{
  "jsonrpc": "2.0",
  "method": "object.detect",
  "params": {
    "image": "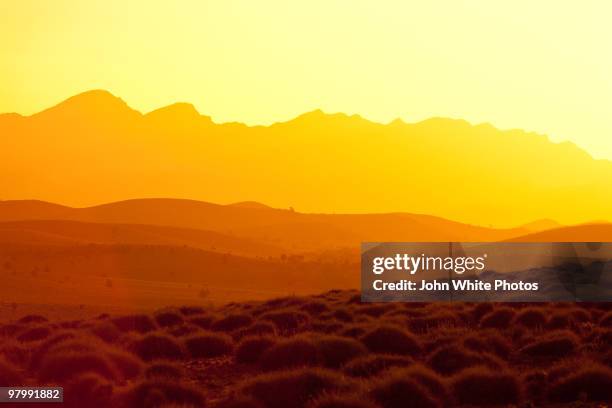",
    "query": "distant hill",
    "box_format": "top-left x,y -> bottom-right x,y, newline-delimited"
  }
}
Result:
0,219 -> 283,256
0,198 -> 534,251
519,219 -> 563,232
506,223 -> 612,242
0,243 -> 358,307
228,201 -> 272,209
1,90 -> 611,226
